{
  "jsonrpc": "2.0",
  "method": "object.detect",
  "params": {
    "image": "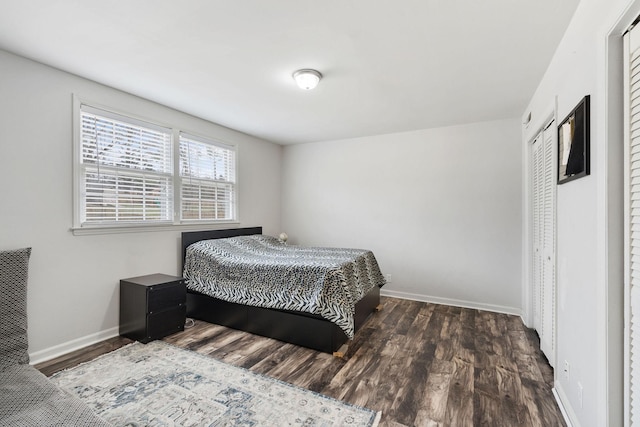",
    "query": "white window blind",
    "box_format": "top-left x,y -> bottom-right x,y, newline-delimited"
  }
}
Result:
179,133 -> 236,221
625,24 -> 640,426
79,105 -> 173,224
